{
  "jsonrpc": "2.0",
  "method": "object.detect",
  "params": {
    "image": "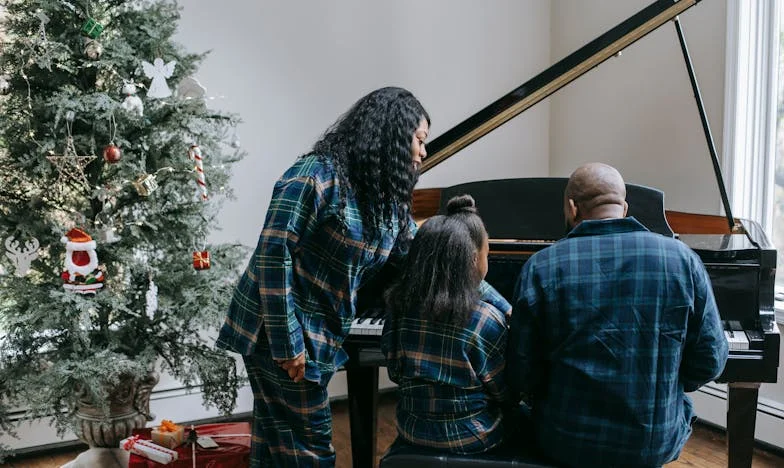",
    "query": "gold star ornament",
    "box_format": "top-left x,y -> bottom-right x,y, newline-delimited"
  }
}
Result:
47,137 -> 97,191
